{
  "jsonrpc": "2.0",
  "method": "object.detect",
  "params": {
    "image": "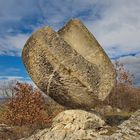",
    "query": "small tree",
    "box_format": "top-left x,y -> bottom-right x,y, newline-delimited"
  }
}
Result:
2,82 -> 50,126
104,60 -> 138,111
114,60 -> 134,87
